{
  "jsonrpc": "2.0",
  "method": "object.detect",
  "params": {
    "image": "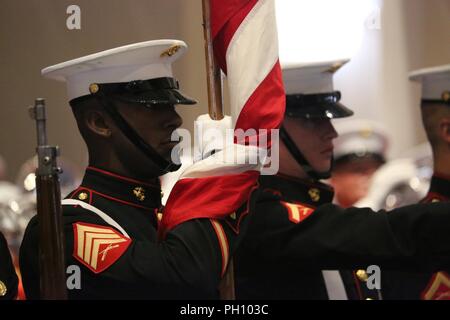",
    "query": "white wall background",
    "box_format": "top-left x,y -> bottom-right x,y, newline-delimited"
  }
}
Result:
276,0 -> 450,159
